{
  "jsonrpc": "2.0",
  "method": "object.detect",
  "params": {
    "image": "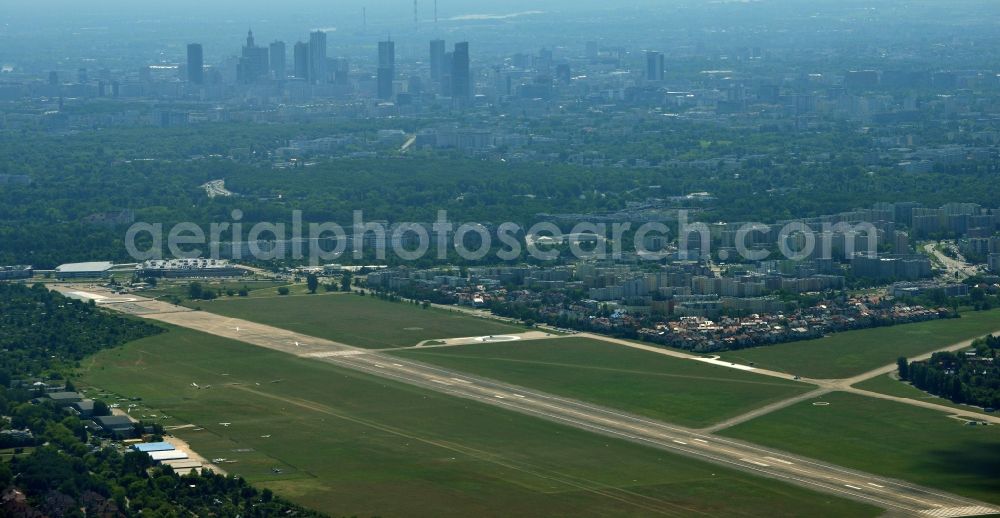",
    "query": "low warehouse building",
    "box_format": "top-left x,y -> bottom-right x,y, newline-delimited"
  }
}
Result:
132,442 -> 176,453
149,450 -> 189,463
55,261 -> 114,279
94,415 -> 137,438
162,460 -> 204,472
47,392 -> 83,406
